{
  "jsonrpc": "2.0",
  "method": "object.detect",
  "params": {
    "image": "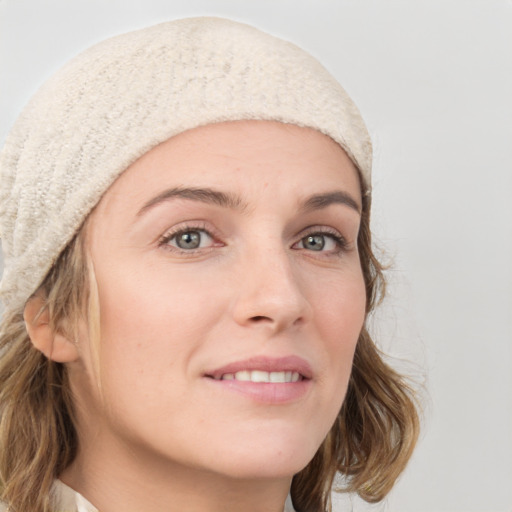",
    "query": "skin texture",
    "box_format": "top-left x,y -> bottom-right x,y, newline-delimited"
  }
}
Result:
36,121 -> 366,512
